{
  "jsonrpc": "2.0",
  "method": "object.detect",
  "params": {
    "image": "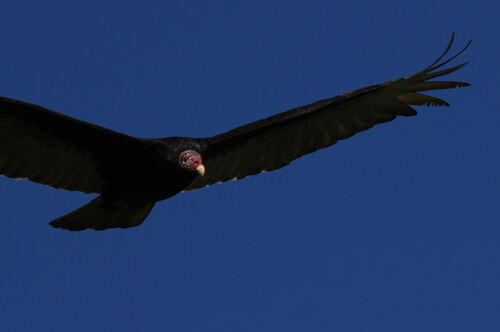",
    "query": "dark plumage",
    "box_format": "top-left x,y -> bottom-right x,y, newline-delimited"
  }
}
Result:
0,34 -> 470,231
